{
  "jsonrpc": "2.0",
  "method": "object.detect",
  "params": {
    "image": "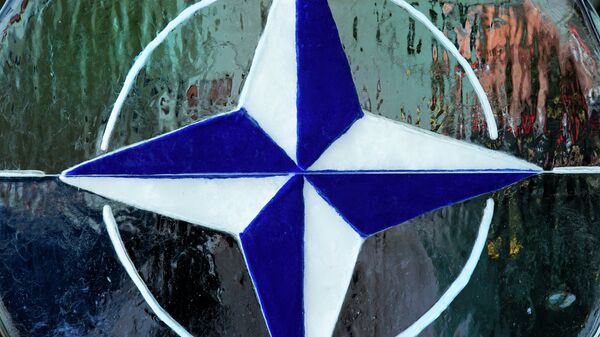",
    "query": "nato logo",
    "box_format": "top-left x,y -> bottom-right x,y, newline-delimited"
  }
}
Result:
61,0 -> 542,336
